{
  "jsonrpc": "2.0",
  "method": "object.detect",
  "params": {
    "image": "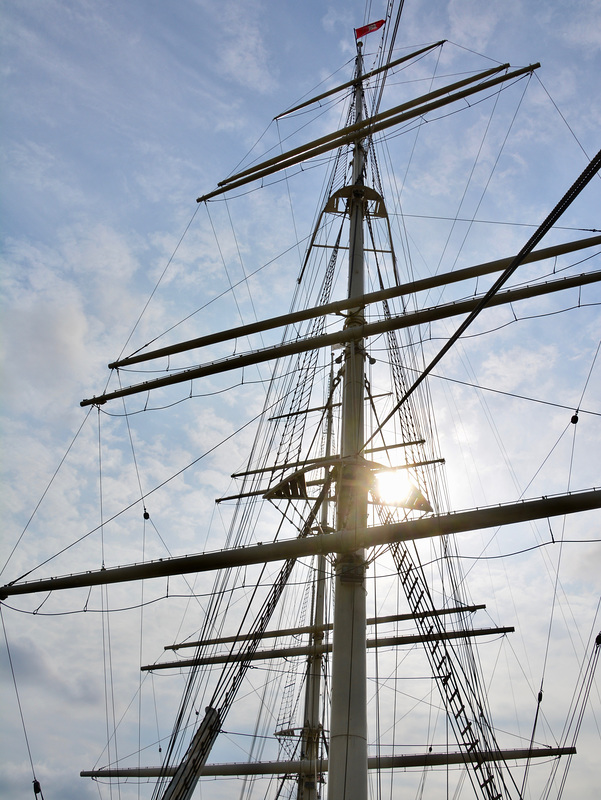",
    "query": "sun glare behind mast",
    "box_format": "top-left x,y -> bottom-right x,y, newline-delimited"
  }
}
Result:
375,469 -> 414,506
373,469 -> 433,512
